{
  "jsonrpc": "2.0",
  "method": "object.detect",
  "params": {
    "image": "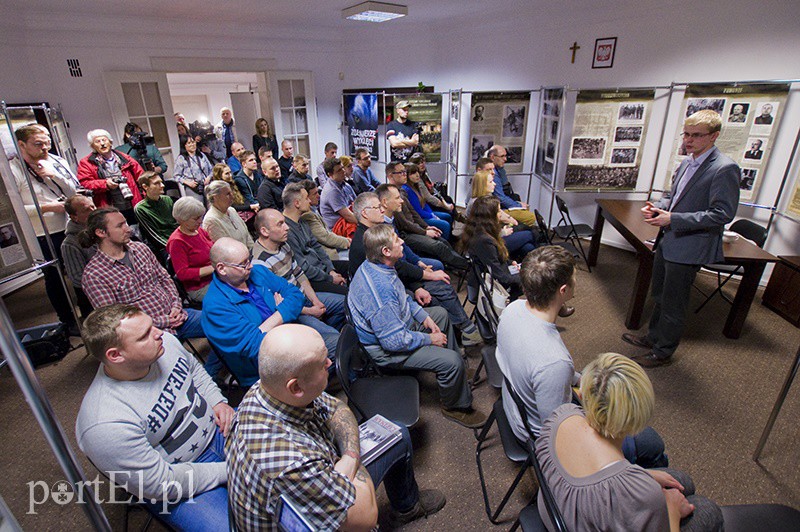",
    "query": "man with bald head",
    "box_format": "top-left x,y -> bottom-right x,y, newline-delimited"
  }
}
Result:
226,324 -> 445,530
227,142 -> 245,173
488,145 -> 538,227
201,237 -> 305,386
252,208 -> 343,363
278,140 -> 294,180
